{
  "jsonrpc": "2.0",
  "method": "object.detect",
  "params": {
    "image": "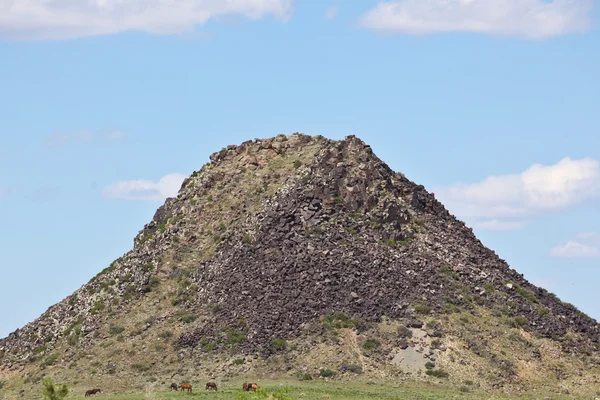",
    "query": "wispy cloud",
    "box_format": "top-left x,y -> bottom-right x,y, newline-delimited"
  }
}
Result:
325,6 -> 338,20
359,0 -> 594,39
102,174 -> 187,201
435,157 -> 600,230
551,232 -> 600,258
0,0 -> 294,41
43,130 -> 126,147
